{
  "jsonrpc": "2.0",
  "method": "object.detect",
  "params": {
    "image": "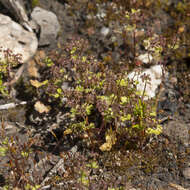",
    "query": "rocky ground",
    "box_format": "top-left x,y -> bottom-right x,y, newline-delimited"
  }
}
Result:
0,0 -> 190,189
